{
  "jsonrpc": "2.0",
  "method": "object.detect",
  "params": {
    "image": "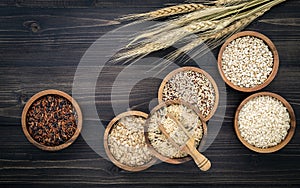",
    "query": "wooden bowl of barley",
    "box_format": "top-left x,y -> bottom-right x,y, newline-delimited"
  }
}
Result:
218,31 -> 279,92
104,111 -> 157,172
234,92 -> 296,153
